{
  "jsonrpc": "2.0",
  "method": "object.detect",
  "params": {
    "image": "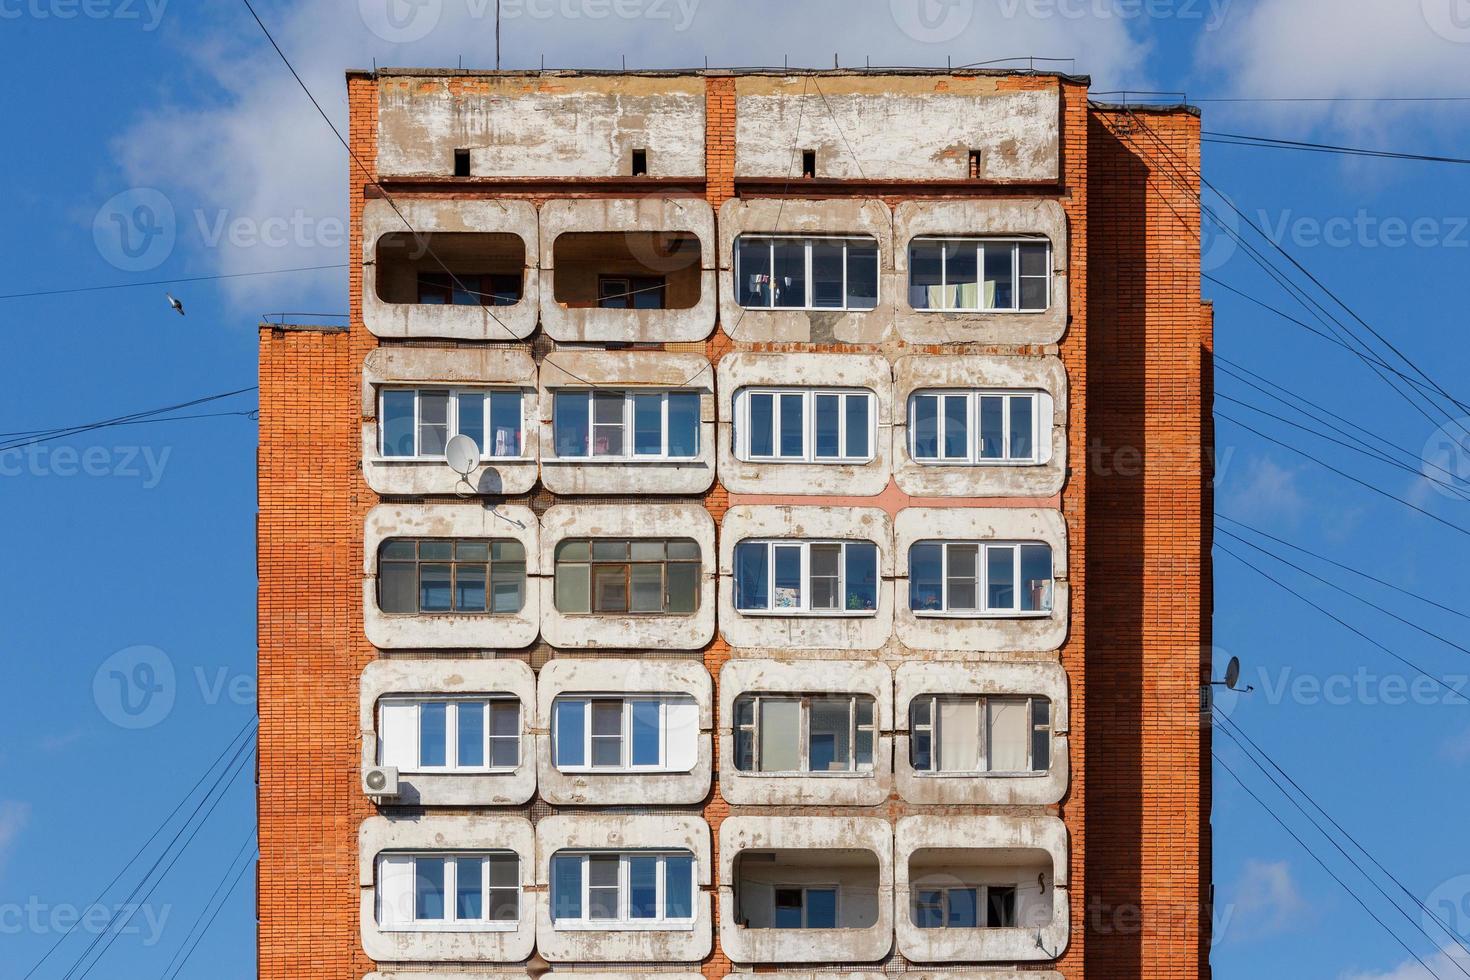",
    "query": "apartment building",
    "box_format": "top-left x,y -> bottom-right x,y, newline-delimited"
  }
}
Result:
258,68 -> 1212,980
